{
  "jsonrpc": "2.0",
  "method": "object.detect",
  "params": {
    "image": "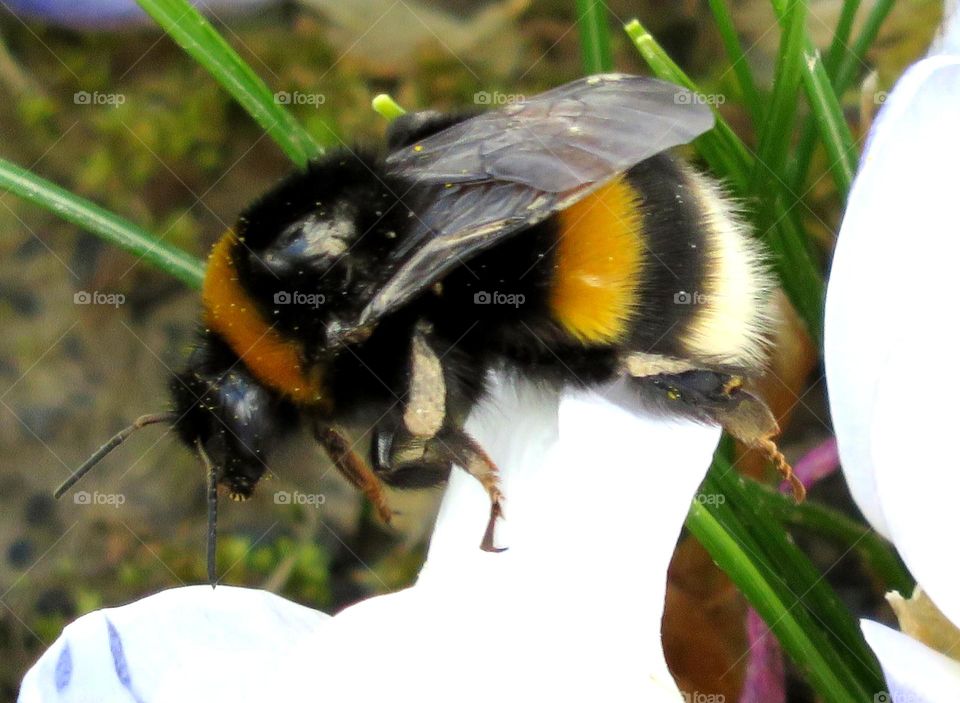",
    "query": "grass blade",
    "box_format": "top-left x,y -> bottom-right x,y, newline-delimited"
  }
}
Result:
742,480 -> 914,594
624,19 -> 752,187
135,0 -> 322,168
689,445 -> 887,701
824,0 -> 863,77
0,157 -> 204,289
770,0 -> 857,197
574,0 -> 614,73
708,453 -> 886,693
625,18 -> 824,341
753,0 -> 807,192
833,0 -> 896,97
687,499 -> 866,703
706,0 -> 764,124
372,94 -> 407,121
790,0 -> 895,192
